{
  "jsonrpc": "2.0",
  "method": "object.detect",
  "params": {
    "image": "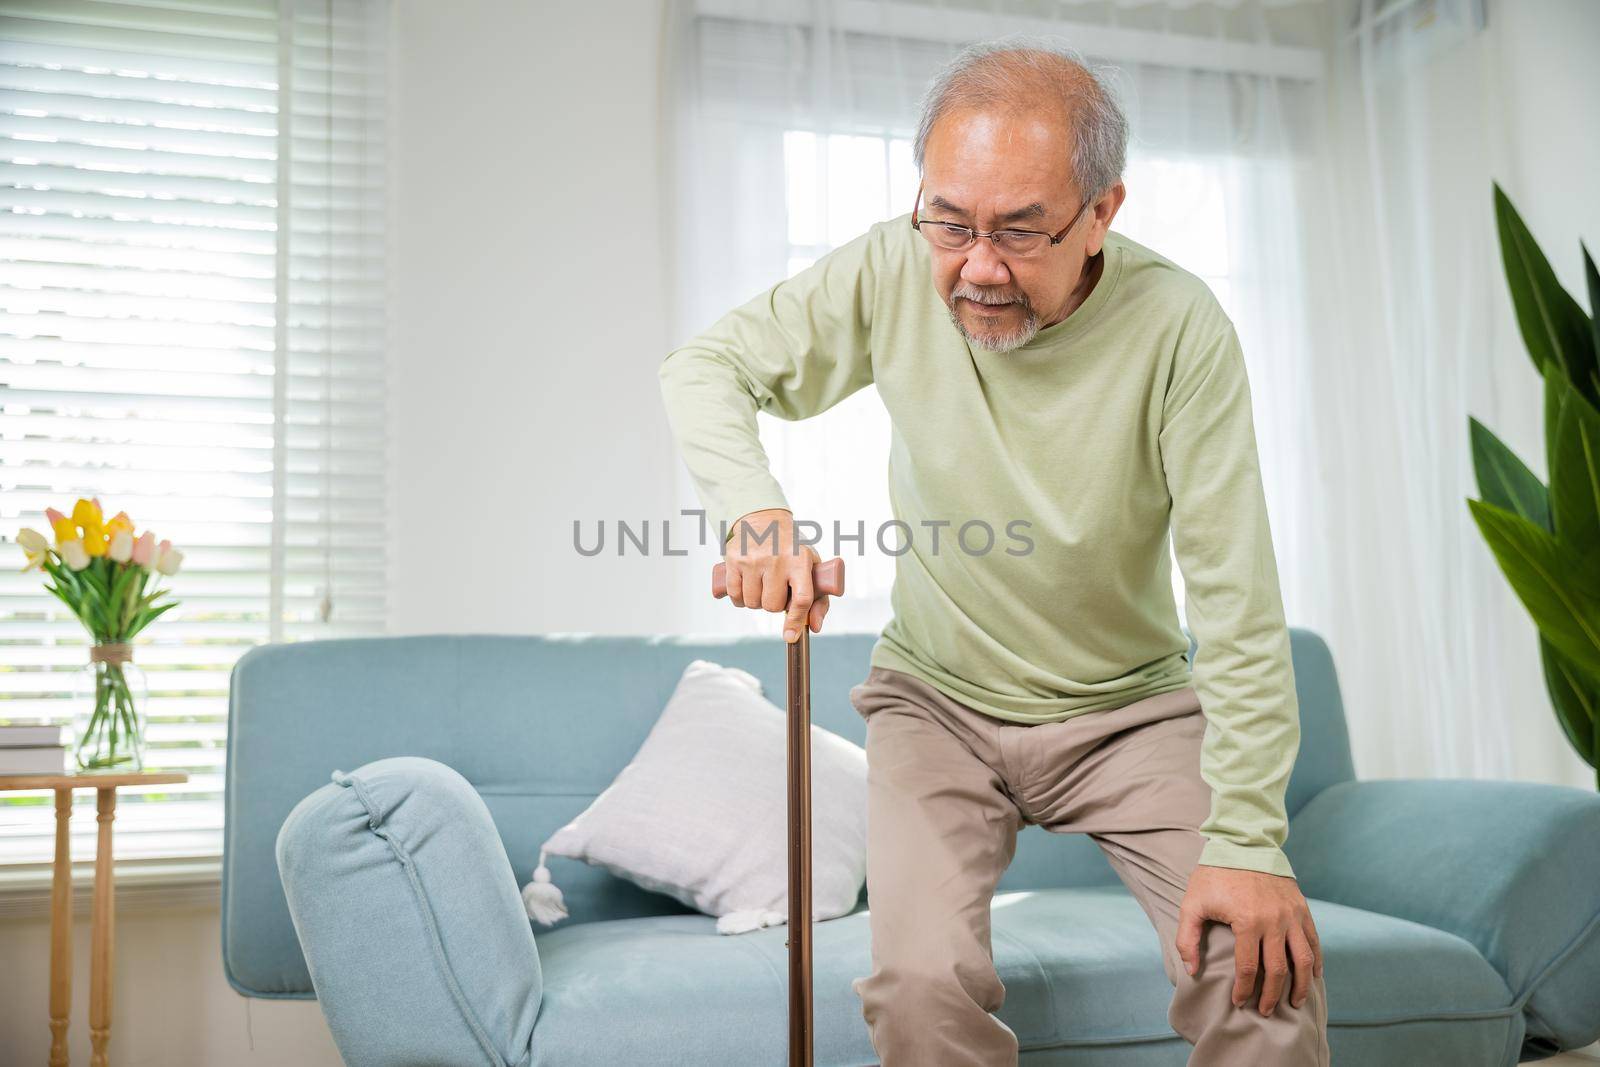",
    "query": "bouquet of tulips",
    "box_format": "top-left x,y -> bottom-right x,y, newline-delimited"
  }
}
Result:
15,498 -> 184,771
